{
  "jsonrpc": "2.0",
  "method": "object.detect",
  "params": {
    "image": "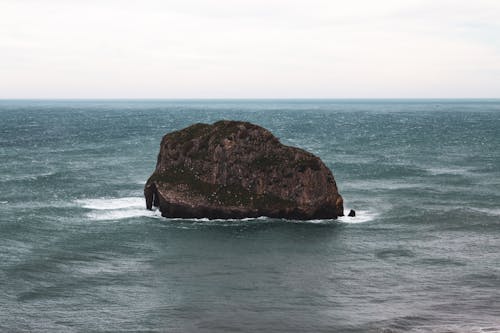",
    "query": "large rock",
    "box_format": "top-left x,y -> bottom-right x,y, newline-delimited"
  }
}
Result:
144,120 -> 344,220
